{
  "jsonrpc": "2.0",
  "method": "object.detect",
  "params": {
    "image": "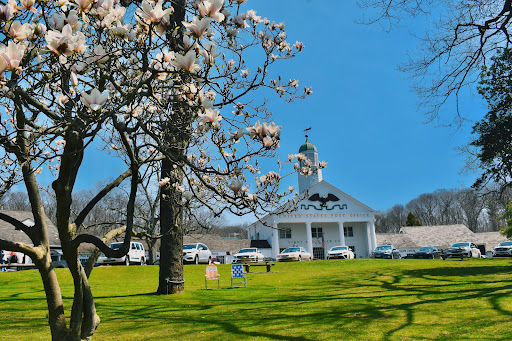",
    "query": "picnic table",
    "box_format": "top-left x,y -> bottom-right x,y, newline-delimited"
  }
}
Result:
242,261 -> 275,273
441,249 -> 465,260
